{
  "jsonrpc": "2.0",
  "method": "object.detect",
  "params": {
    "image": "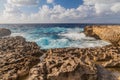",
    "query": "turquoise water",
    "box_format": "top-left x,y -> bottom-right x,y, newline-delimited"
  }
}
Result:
0,24 -> 110,49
